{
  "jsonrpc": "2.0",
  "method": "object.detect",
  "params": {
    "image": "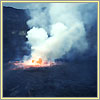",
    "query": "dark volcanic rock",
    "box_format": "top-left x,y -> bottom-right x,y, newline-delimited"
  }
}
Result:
3,61 -> 97,97
3,7 -> 30,63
